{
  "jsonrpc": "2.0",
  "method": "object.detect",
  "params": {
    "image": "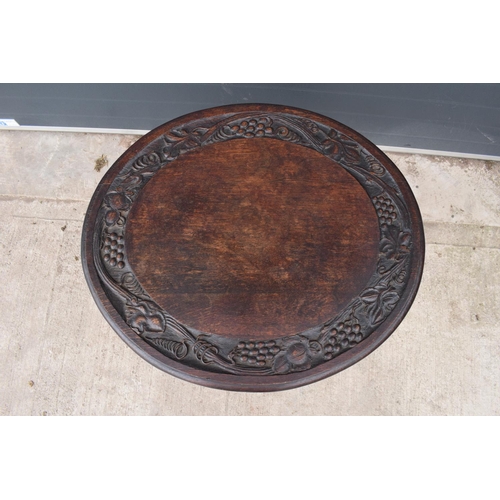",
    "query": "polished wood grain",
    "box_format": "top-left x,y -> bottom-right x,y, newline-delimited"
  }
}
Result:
82,104 -> 425,392
127,139 -> 379,338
